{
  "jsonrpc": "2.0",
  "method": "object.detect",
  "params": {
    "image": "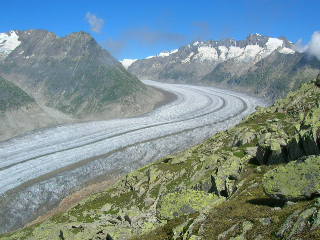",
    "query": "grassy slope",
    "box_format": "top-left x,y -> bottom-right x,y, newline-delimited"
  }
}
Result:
2,80 -> 320,240
0,76 -> 34,112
